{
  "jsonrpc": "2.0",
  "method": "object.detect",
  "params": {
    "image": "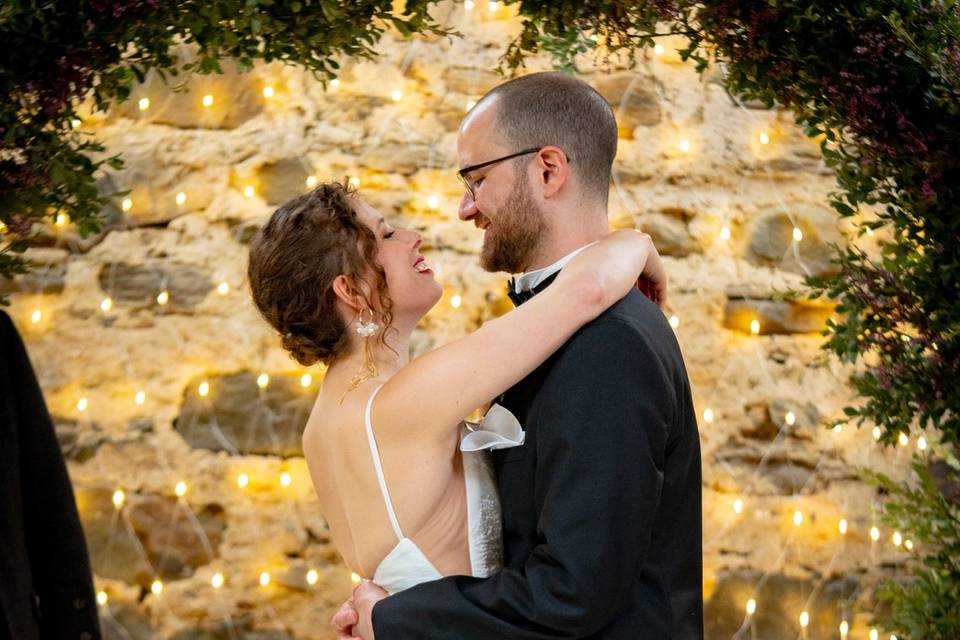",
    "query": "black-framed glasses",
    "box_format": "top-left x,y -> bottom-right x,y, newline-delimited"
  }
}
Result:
456,147 -> 542,198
